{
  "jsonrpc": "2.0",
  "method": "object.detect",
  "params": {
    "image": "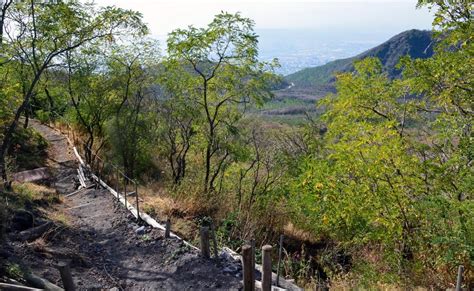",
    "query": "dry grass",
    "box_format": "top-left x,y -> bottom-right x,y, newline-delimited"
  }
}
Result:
283,222 -> 319,244
138,183 -> 177,218
173,218 -> 198,241
329,277 -> 431,291
13,182 -> 55,198
9,182 -> 69,231
138,181 -> 220,218
137,183 -> 200,240
29,237 -> 48,252
11,182 -> 62,207
45,208 -> 70,226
